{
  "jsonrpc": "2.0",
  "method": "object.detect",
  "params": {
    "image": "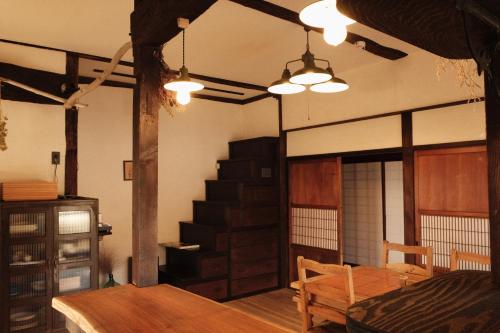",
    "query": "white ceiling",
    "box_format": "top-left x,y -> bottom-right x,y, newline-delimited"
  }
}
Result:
0,0 -> 420,87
